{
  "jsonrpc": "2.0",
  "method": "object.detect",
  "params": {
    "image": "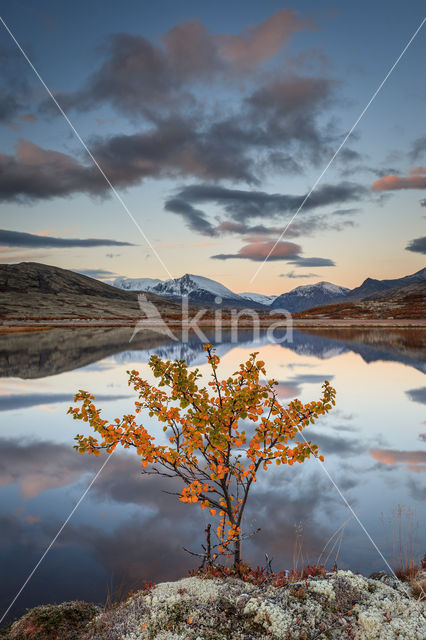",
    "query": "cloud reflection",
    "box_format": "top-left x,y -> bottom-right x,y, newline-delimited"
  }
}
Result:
370,448 -> 426,472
